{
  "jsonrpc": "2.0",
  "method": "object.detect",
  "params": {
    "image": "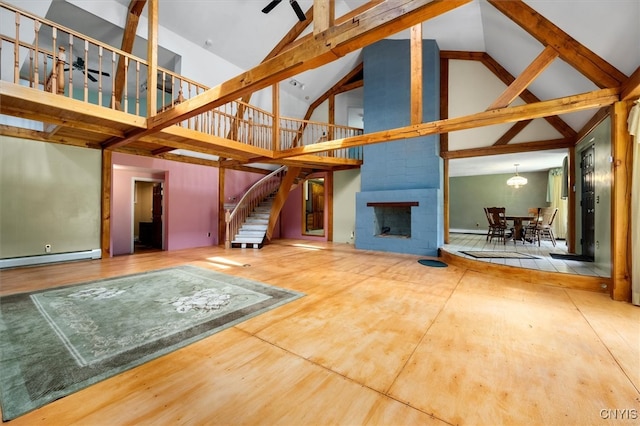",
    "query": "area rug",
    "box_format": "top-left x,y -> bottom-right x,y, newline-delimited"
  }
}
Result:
0,265 -> 304,421
549,253 -> 593,262
460,251 -> 539,259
